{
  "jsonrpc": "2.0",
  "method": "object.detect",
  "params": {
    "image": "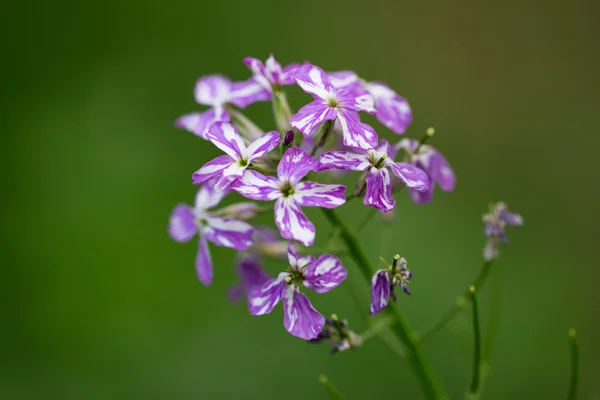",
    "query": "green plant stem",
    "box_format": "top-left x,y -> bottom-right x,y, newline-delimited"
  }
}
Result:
356,207 -> 378,233
321,209 -> 446,400
567,329 -> 579,400
420,260 -> 494,340
468,287 -> 482,398
319,375 -> 347,400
